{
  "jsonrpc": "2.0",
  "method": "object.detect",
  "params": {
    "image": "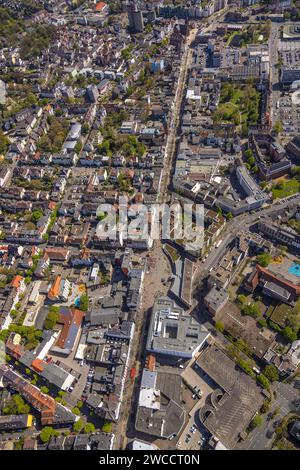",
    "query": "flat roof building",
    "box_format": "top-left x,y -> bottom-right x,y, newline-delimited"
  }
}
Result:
194,345 -> 264,449
0,414 -> 33,432
204,286 -> 229,316
146,297 -> 210,359
135,369 -> 185,439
